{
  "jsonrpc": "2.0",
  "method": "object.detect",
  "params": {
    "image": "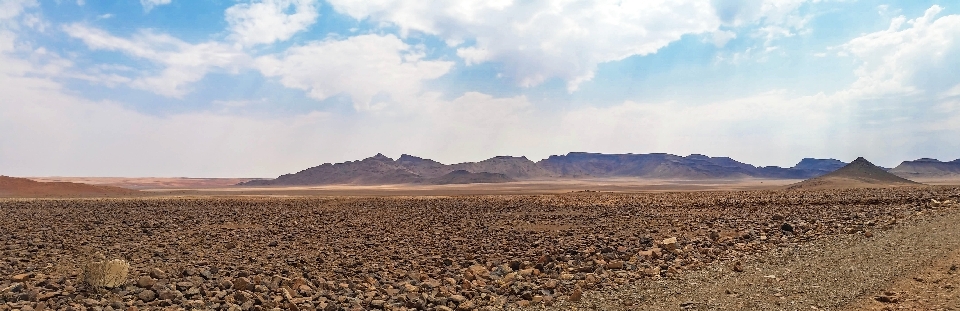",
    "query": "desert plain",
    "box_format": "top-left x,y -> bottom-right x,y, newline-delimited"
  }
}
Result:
2,173 -> 960,311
